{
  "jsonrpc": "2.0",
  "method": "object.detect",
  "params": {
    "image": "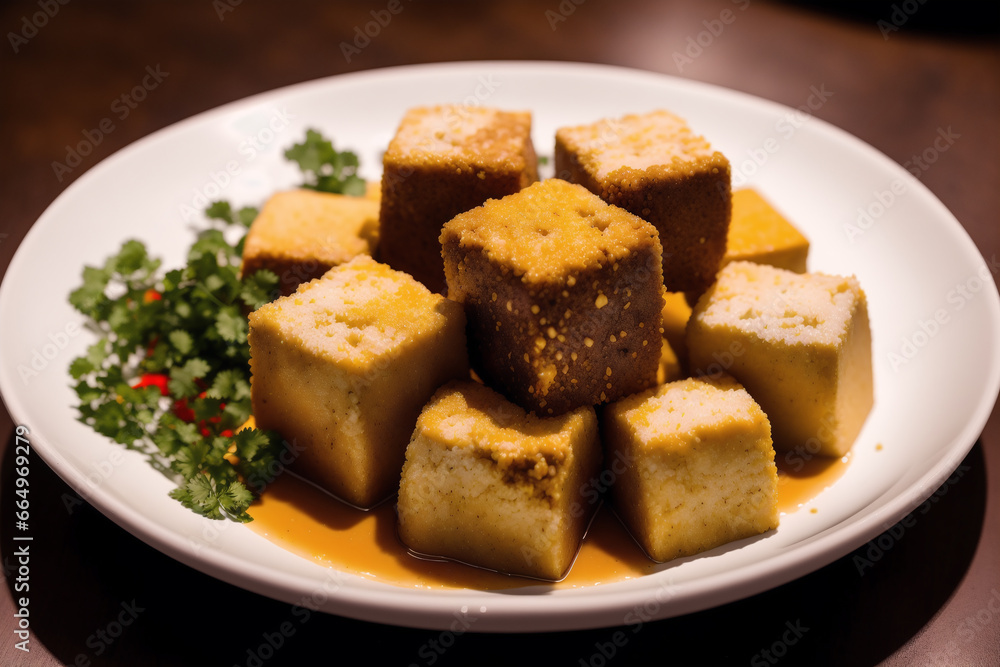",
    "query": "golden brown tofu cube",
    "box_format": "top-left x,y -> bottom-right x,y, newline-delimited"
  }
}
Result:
725,189 -> 809,273
241,190 -> 379,297
378,105 -> 538,292
397,380 -> 602,580
248,256 -> 469,508
687,261 -> 873,457
441,179 -> 664,416
602,374 -> 779,562
555,110 -> 731,295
